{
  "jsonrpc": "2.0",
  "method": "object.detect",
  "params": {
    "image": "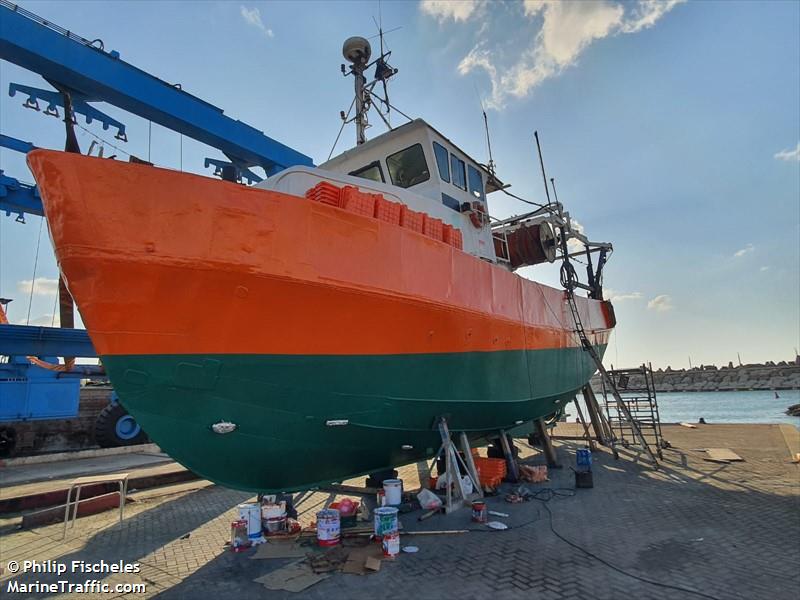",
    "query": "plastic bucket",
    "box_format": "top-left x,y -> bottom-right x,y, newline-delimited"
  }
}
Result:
316,509 -> 341,547
238,503 -> 262,540
373,506 -> 399,540
383,479 -> 403,506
